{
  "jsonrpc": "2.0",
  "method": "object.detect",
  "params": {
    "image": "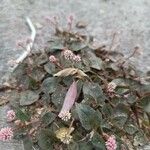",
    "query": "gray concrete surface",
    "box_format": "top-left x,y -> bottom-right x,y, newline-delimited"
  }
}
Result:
0,0 -> 150,149
0,0 -> 150,85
